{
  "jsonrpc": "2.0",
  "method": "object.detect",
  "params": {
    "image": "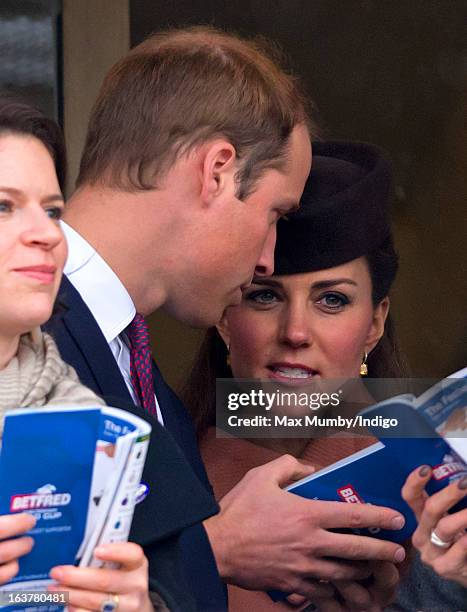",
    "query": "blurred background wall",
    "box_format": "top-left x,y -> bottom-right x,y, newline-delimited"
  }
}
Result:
131,0 -> 467,383
5,0 -> 465,384
0,0 -> 61,119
